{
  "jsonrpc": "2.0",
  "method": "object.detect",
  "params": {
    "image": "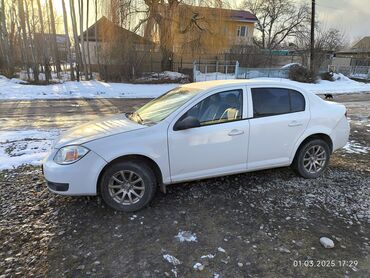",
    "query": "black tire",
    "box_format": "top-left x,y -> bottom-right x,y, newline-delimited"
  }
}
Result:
100,160 -> 157,212
291,139 -> 330,179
